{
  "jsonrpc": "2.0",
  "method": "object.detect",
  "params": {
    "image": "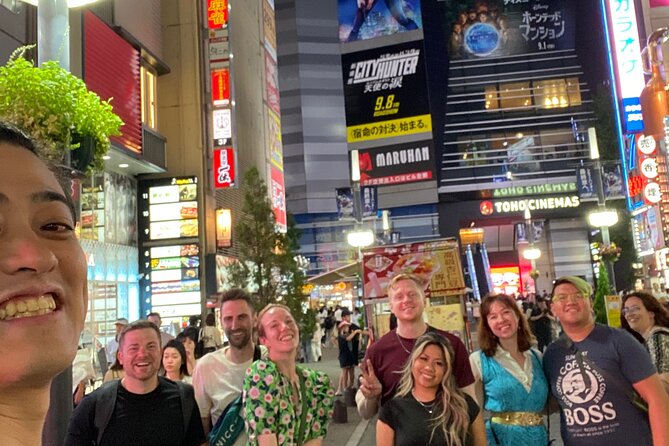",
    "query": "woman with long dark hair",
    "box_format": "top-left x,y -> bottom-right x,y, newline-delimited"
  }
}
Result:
376,332 -> 485,446
622,291 -> 669,390
470,294 -> 548,445
161,339 -> 191,383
